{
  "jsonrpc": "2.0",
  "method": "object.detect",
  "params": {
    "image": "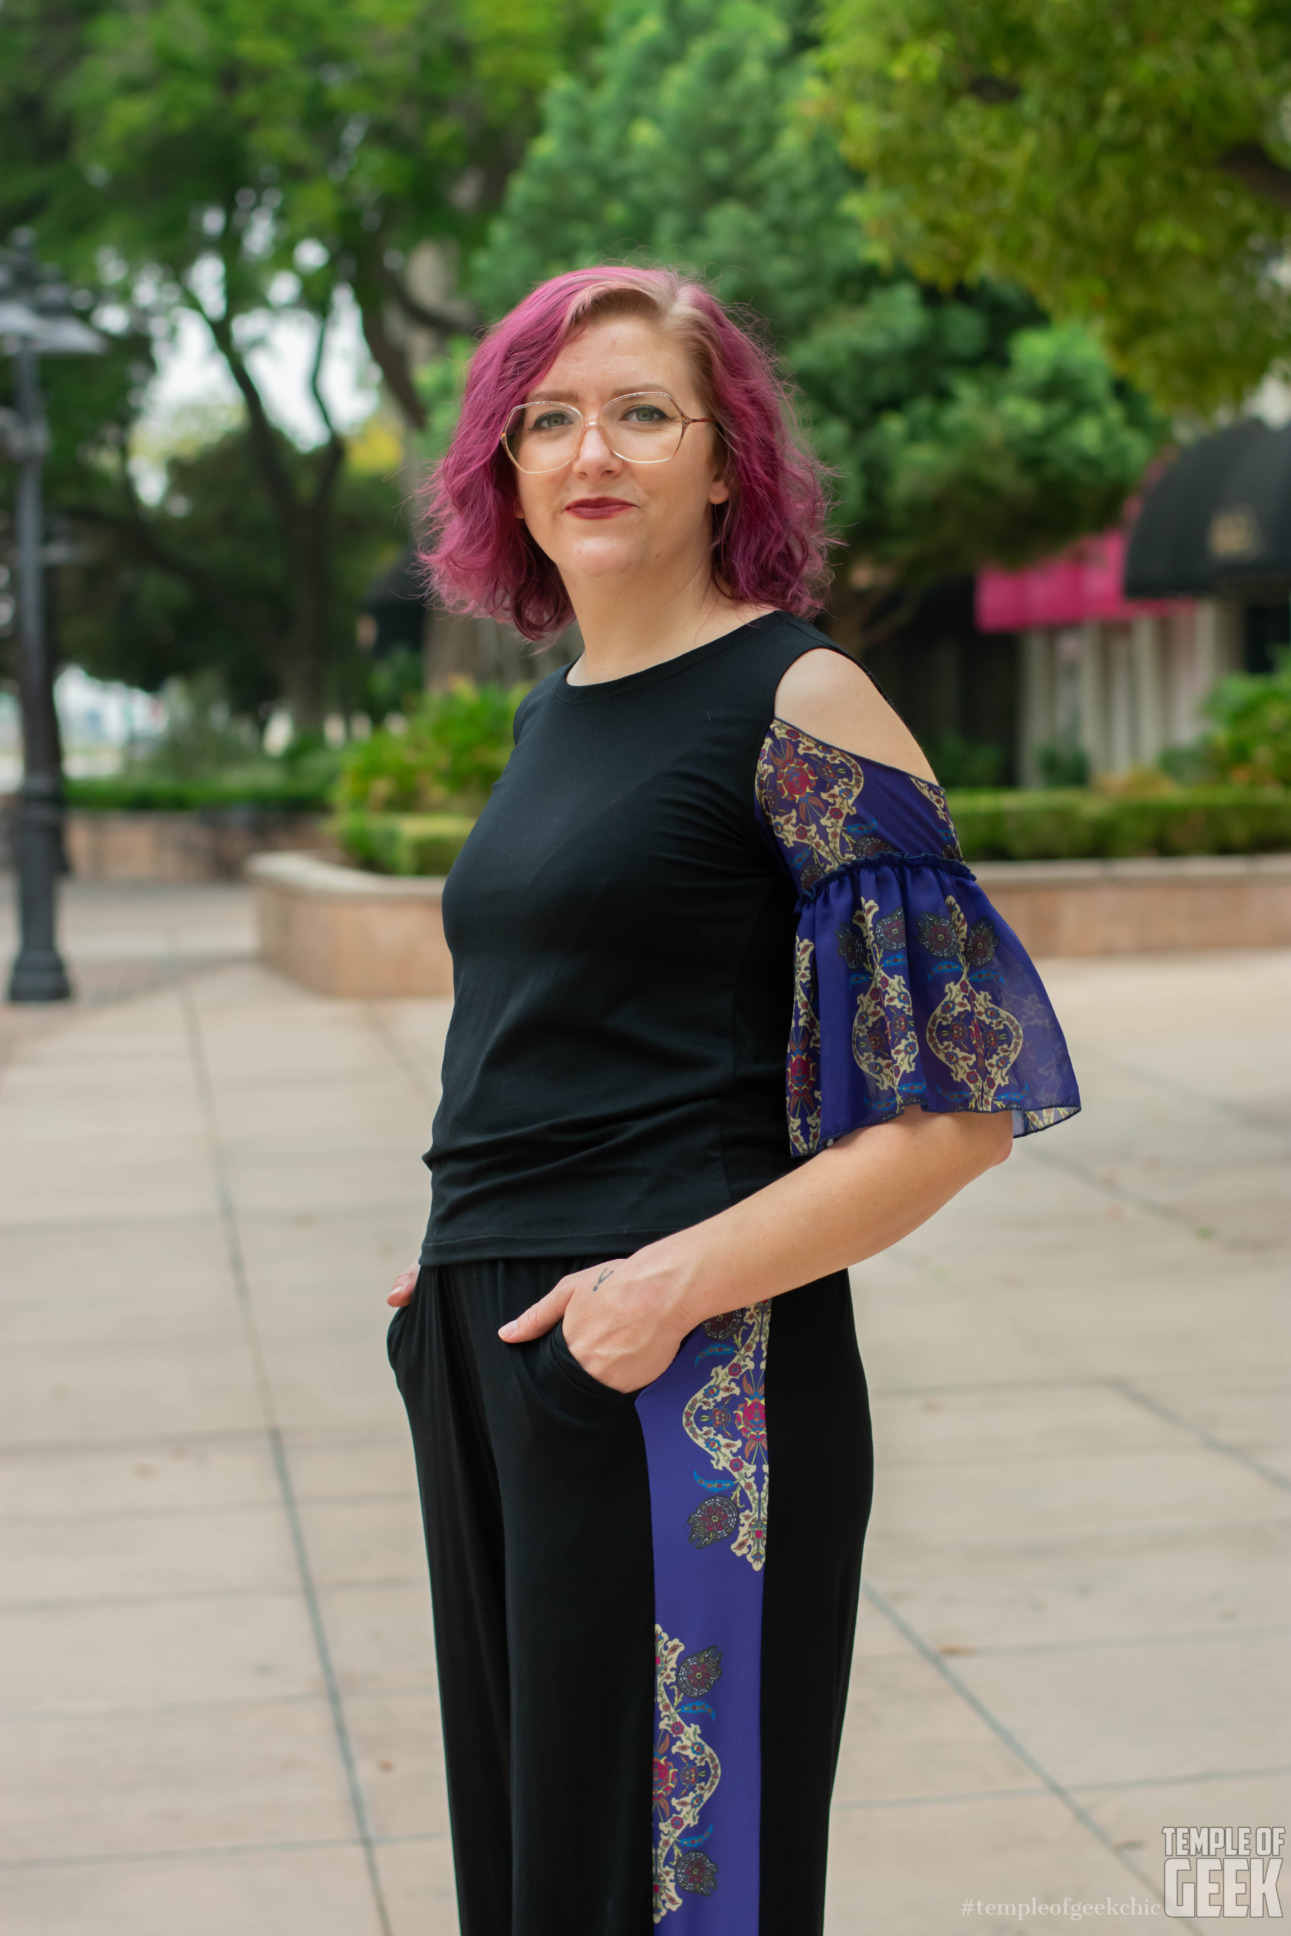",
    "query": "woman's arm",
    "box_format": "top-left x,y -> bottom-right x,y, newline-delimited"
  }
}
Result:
503,646 -> 1020,1387
500,1104 -> 1012,1390
394,649 -> 1064,1372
